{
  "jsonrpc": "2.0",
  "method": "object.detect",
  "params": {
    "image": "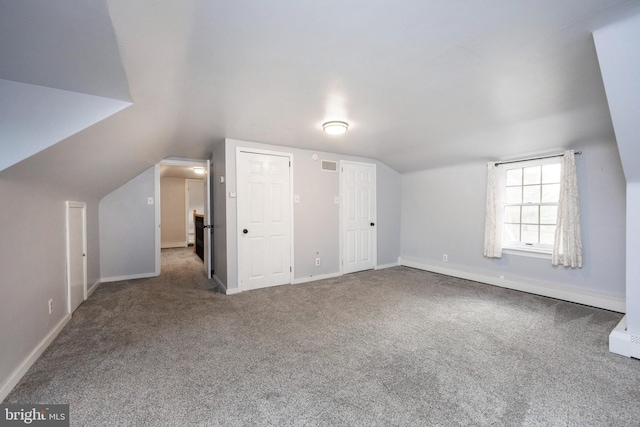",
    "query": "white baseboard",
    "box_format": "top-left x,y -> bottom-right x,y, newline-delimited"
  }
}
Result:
213,275 -> 241,295
293,272 -> 342,285
100,272 -> 158,283
0,314 -> 71,402
87,280 -> 100,297
376,262 -> 400,270
161,241 -> 188,249
400,256 -> 626,313
609,316 -> 631,357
